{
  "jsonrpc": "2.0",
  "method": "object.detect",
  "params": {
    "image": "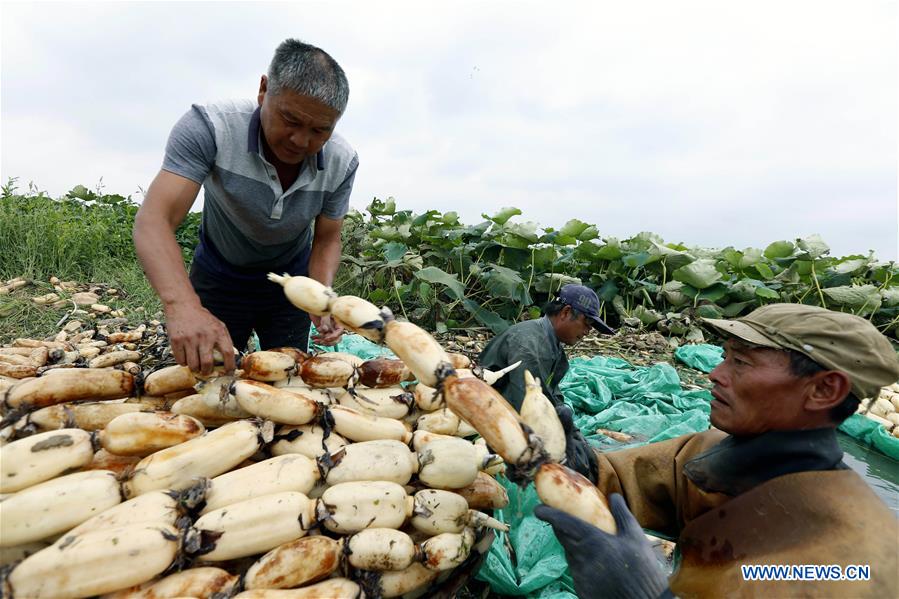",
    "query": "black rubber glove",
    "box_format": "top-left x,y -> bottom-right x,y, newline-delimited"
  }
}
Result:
535,494 -> 670,599
556,403 -> 599,484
